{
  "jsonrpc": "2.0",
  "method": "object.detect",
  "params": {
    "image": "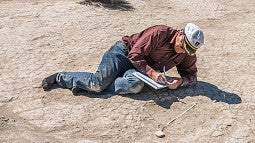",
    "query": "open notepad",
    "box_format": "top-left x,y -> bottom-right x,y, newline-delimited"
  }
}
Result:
132,72 -> 167,90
